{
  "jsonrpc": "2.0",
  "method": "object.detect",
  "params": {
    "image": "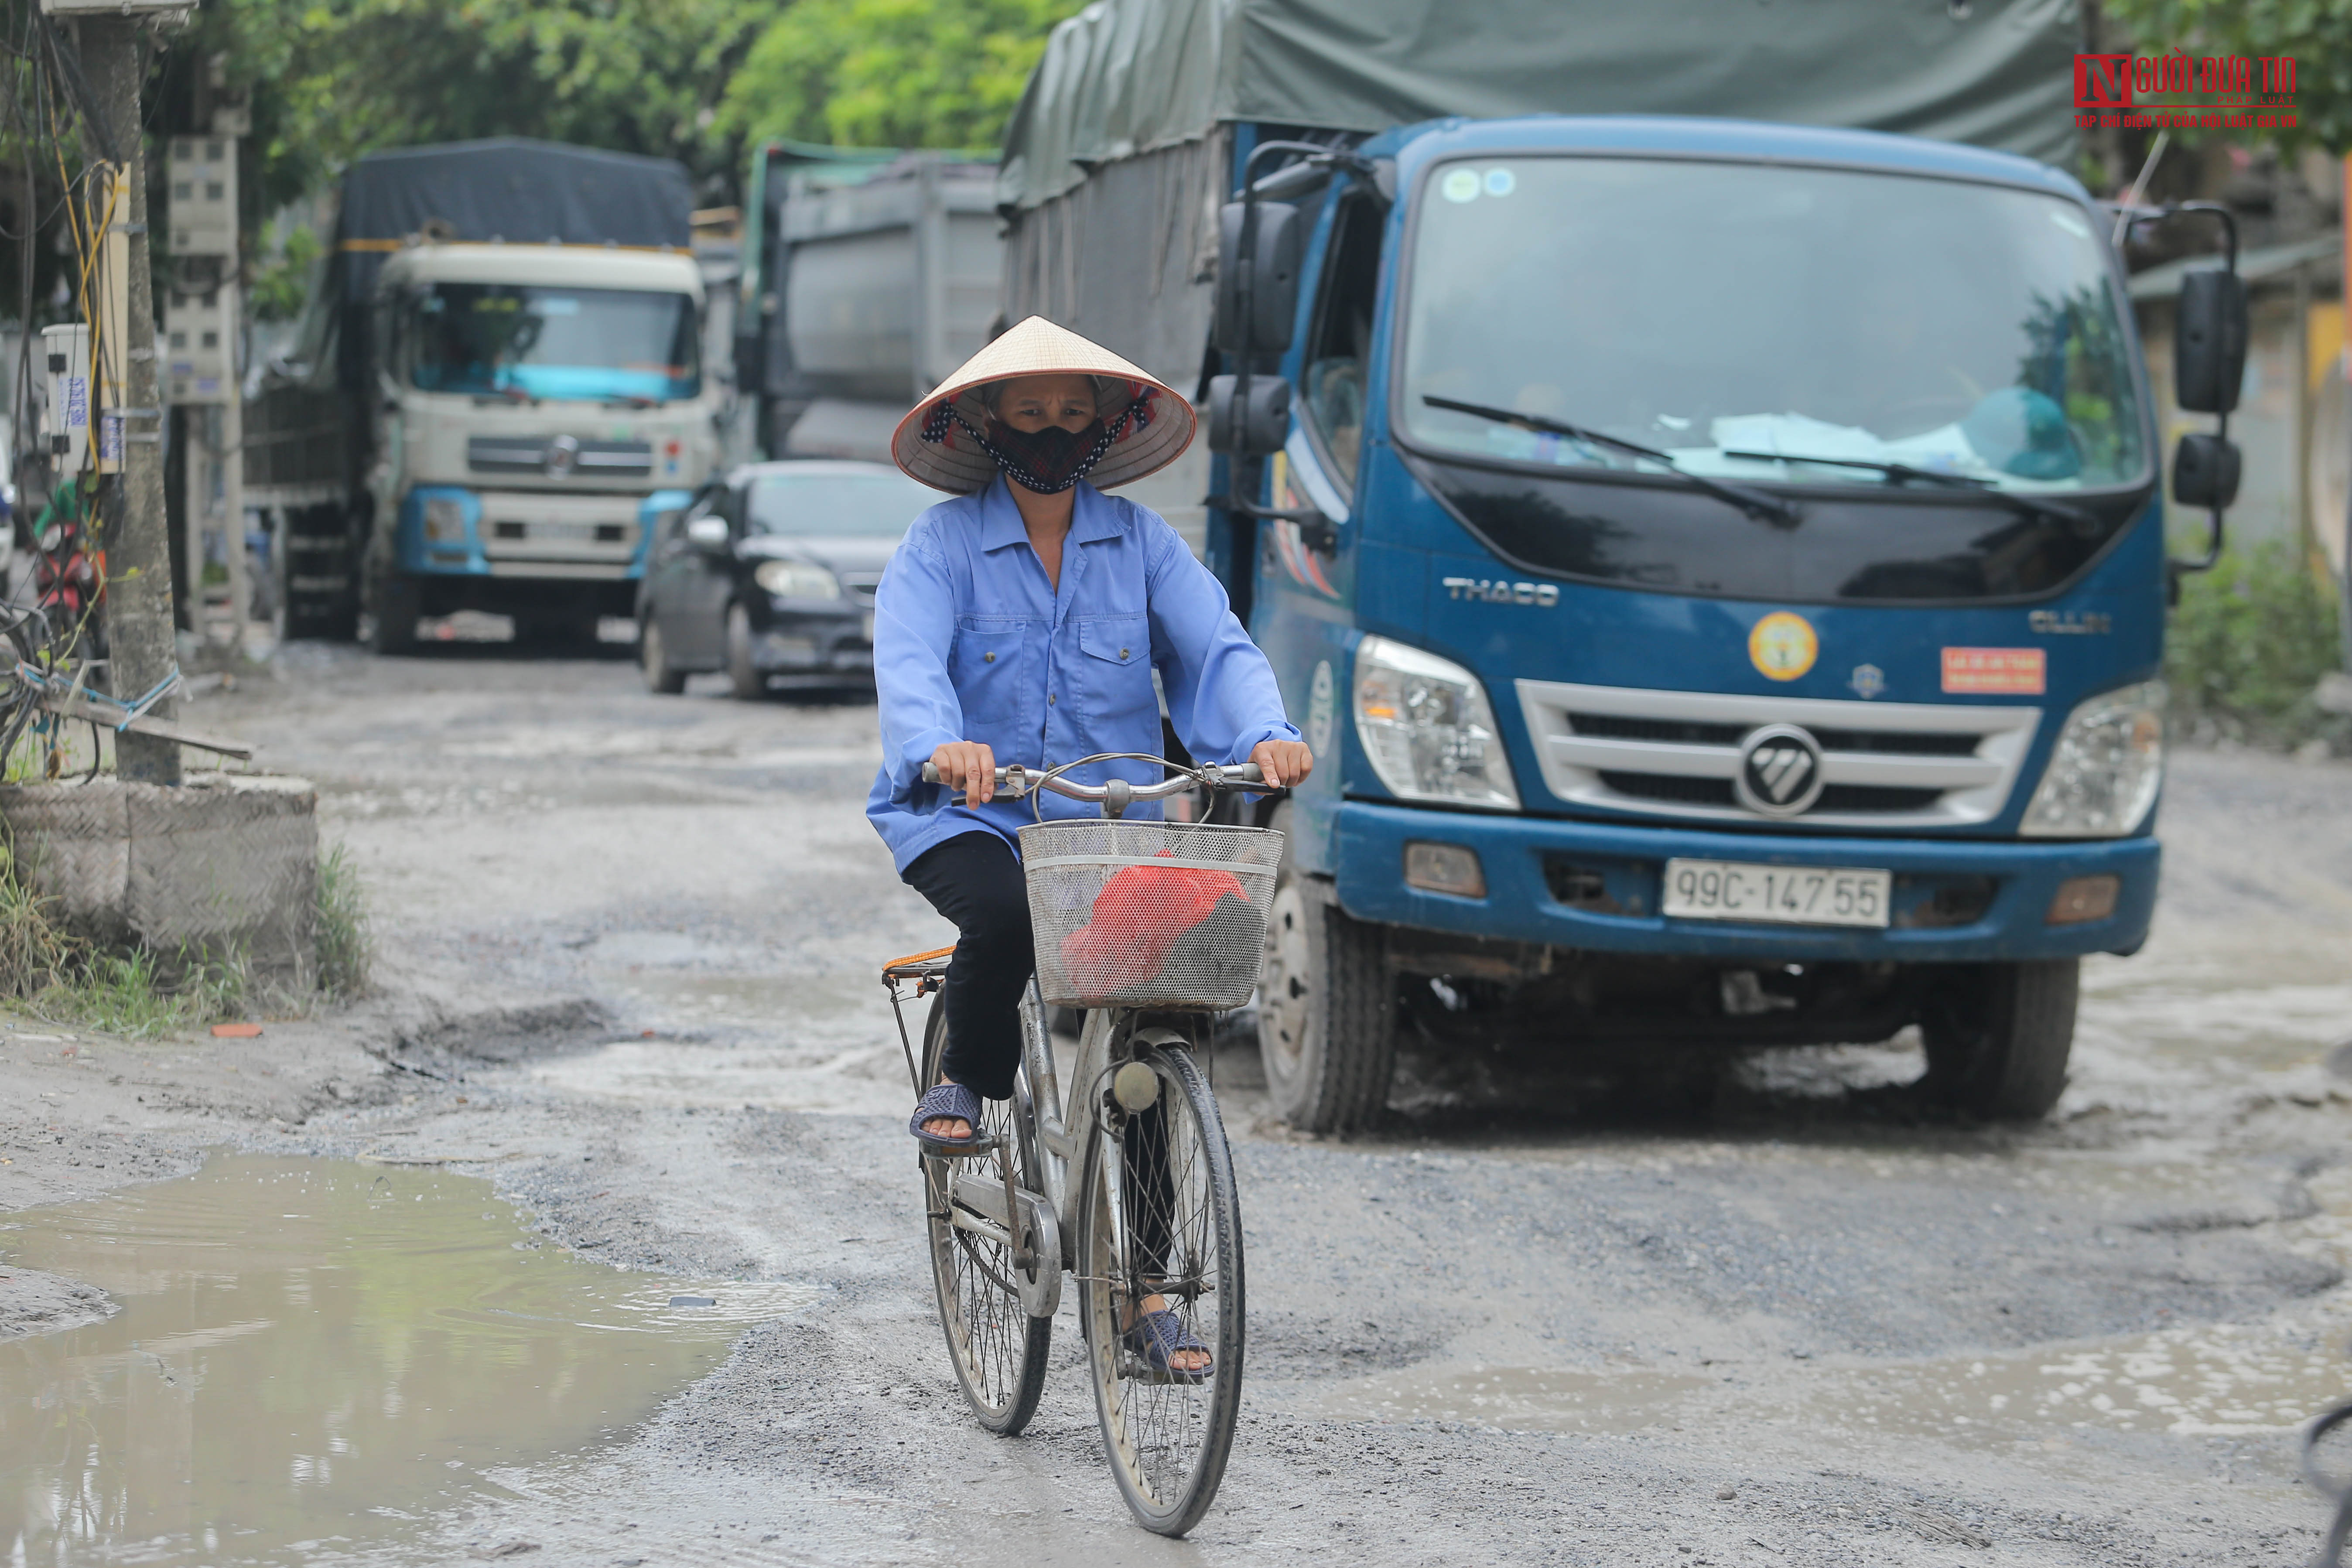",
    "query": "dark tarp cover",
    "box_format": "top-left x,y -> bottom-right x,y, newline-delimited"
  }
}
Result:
999,0 -> 2082,212
335,137 -> 694,304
